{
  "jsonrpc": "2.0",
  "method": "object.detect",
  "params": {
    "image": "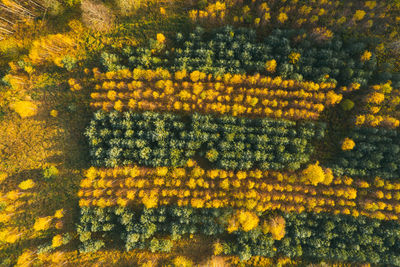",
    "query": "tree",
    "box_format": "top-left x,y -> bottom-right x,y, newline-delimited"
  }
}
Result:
18,179 -> 35,190
301,161 -> 325,186
81,0 -> 116,32
263,215 -> 286,240
33,216 -> 53,231
52,234 -> 63,248
11,101 -> 37,118
341,138 -> 355,151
